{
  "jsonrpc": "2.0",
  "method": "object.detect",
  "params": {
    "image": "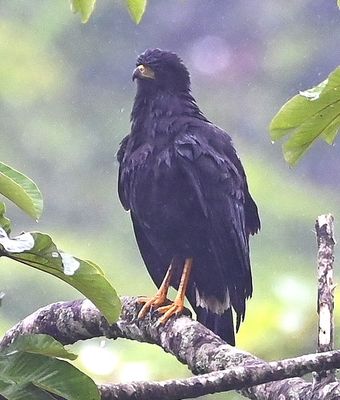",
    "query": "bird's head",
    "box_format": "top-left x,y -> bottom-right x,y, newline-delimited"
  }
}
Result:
133,49 -> 191,93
